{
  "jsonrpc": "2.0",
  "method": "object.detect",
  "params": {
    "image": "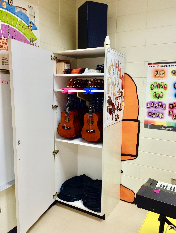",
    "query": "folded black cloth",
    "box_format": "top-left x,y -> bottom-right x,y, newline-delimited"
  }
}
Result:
79,68 -> 86,74
83,198 -> 101,212
64,69 -> 72,74
57,174 -> 102,212
58,175 -> 84,201
96,64 -> 104,73
82,178 -> 102,212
